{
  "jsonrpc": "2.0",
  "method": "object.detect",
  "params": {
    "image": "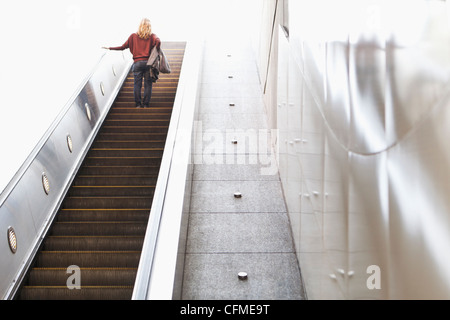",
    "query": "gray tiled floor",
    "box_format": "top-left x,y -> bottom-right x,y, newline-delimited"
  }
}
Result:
193,163 -> 279,181
190,180 -> 287,214
181,35 -> 306,300
183,253 -> 304,300
198,97 -> 267,114
186,212 -> 295,253
199,112 -> 269,130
